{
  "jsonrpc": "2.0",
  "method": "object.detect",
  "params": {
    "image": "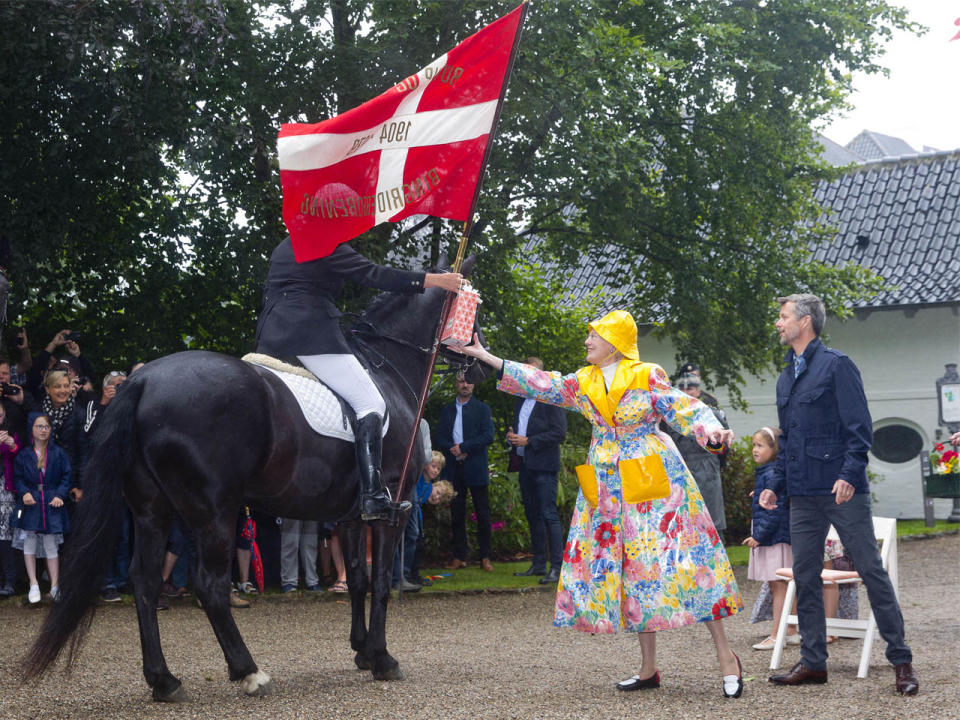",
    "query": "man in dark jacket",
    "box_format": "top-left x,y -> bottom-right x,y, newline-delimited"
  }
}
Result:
435,375 -> 495,571
760,293 -> 918,696
507,357 -> 567,584
255,237 -> 461,520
